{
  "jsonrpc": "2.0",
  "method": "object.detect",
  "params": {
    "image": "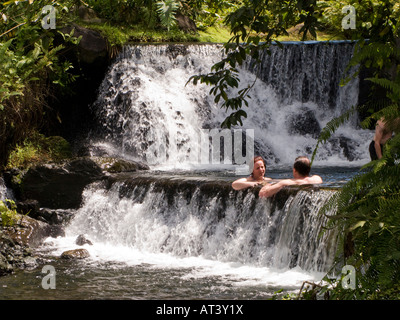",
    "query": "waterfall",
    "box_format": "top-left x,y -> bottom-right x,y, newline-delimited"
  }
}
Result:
0,175 -> 14,201
62,176 -> 338,273
88,42 -> 373,169
37,42 -> 359,293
